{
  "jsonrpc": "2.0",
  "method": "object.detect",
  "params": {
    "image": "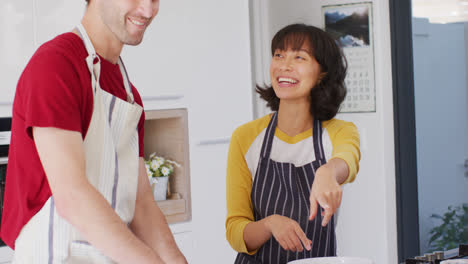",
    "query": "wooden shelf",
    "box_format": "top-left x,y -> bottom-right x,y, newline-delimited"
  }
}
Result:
157,198 -> 187,223
144,109 -> 191,224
